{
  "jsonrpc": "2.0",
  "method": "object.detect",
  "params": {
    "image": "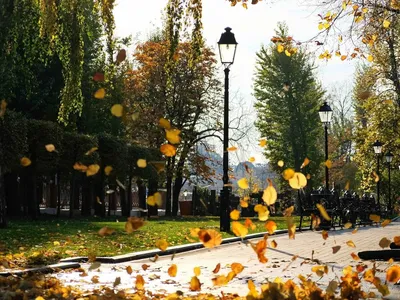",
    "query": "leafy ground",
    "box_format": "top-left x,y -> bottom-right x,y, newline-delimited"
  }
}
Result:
0,215 -> 308,268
